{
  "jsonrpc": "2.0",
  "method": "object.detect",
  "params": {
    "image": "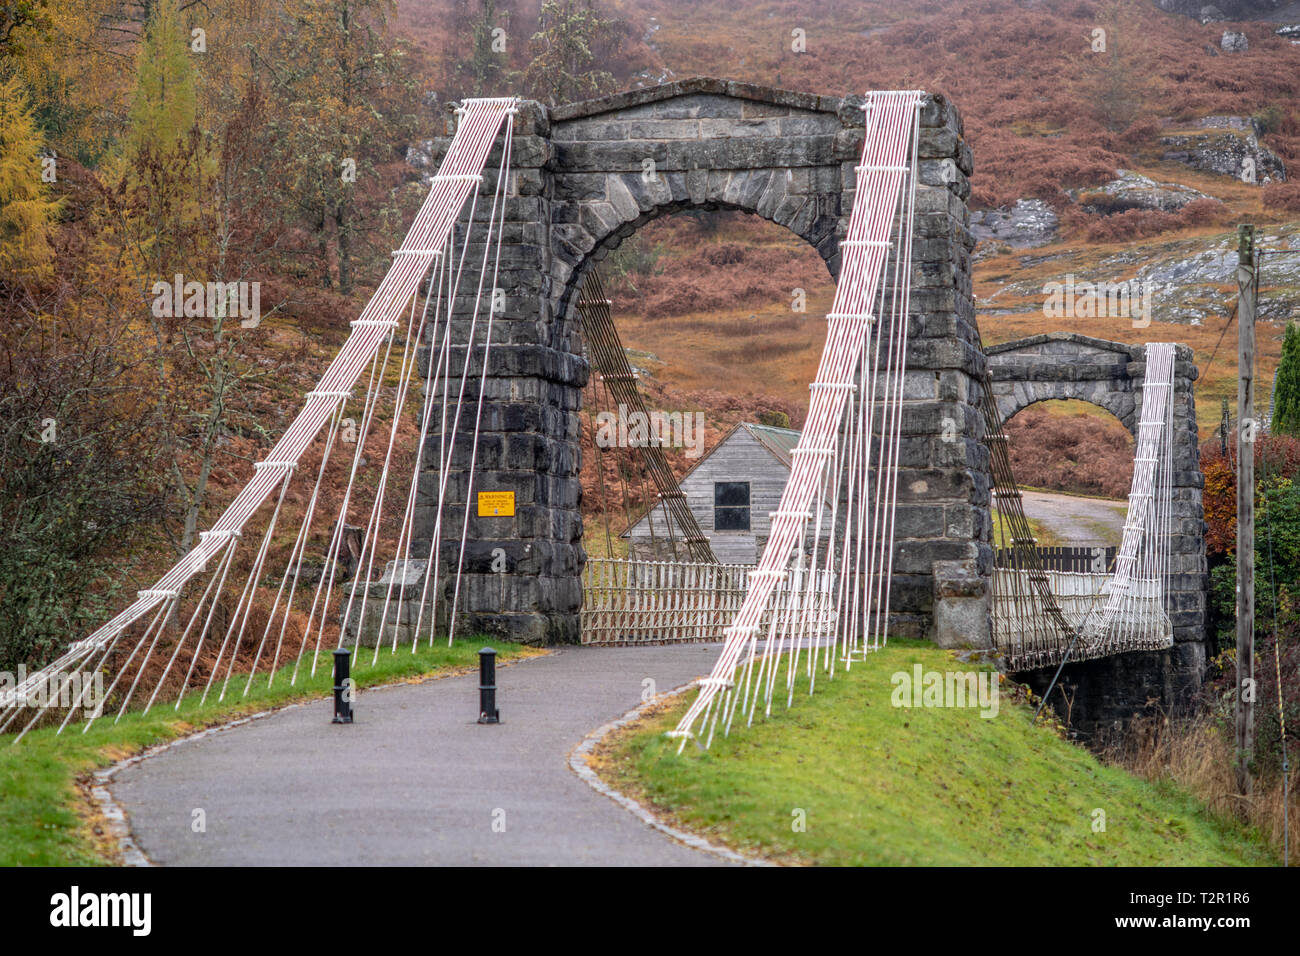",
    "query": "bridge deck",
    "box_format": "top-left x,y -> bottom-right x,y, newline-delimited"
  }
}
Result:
580,561 -> 1173,670
992,568 -> 1173,671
